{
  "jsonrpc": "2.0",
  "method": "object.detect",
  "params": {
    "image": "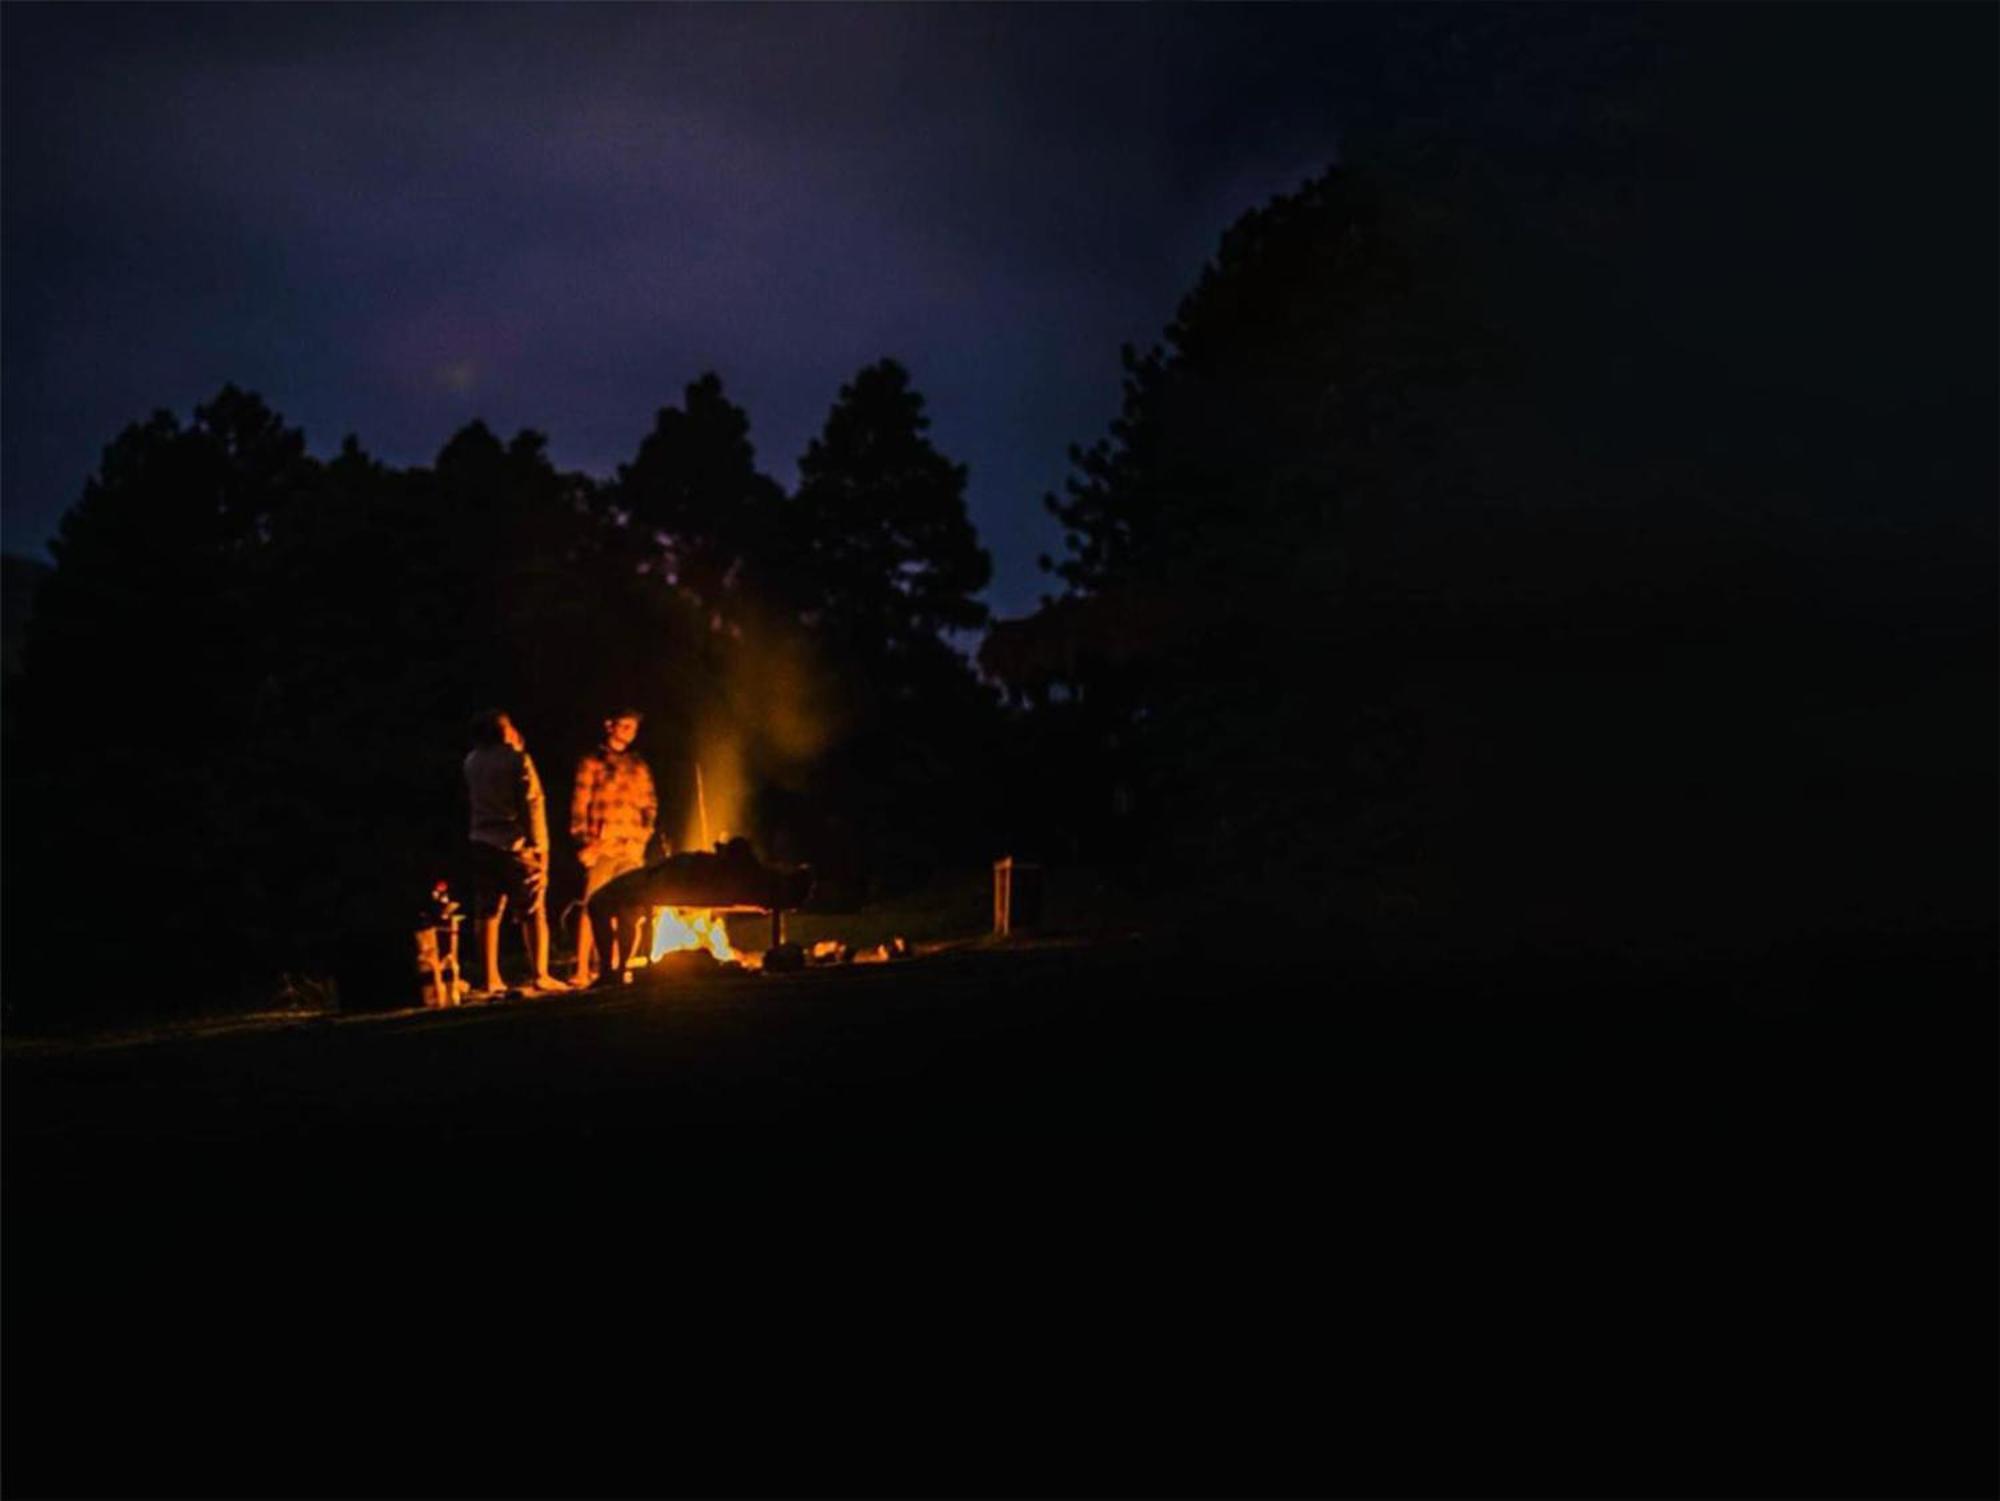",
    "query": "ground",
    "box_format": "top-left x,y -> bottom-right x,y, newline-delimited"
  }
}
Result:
4,933 -> 1993,1499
